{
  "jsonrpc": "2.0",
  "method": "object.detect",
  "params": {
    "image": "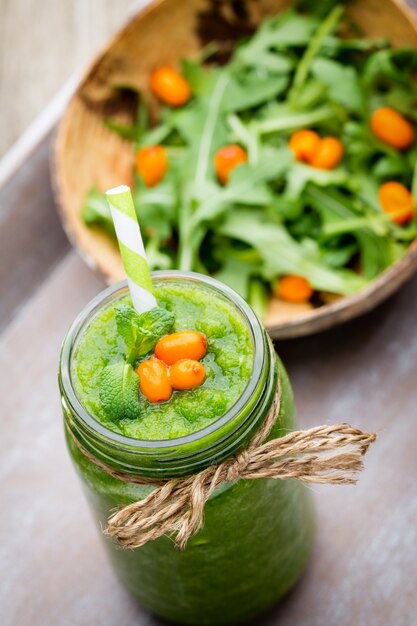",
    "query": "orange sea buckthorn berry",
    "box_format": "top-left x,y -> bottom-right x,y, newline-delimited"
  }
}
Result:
276,275 -> 313,304
150,66 -> 191,107
370,107 -> 414,151
137,358 -> 172,403
155,331 -> 207,366
135,145 -> 168,187
378,181 -> 415,225
170,359 -> 206,390
309,137 -> 344,169
214,145 -> 247,184
289,130 -> 321,163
